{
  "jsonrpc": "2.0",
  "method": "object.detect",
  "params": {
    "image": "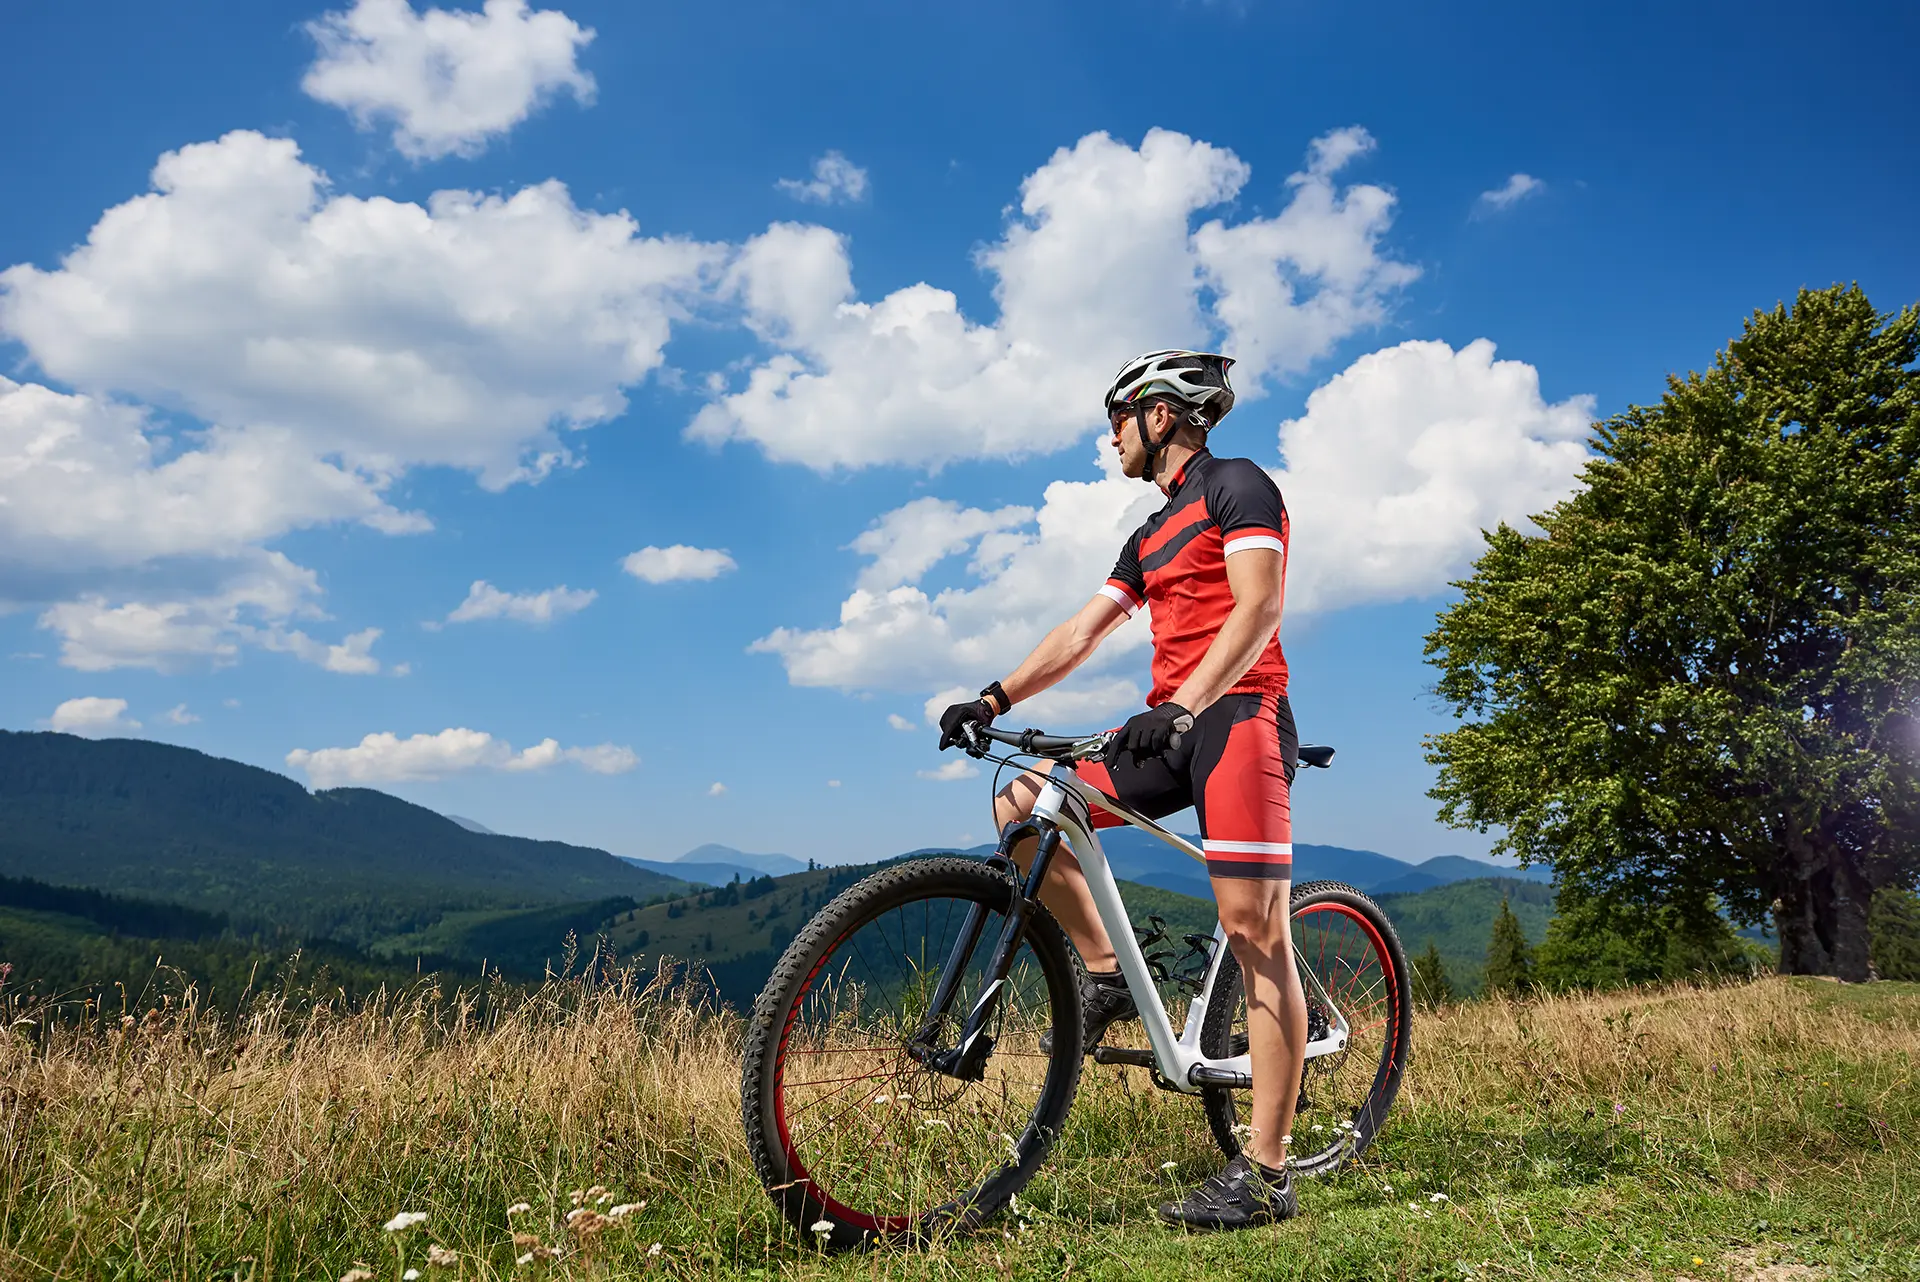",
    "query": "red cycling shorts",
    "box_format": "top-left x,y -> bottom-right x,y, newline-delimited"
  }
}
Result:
1072,691 -> 1297,880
